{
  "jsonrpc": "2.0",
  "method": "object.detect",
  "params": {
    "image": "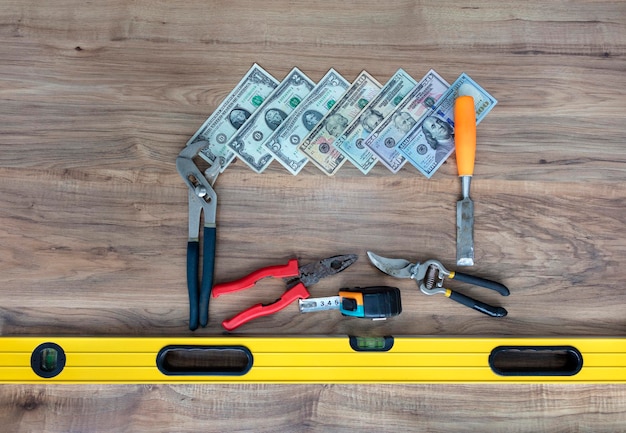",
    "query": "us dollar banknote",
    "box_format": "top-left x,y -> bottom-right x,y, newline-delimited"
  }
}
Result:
334,68 -> 417,174
226,67 -> 315,173
362,70 -> 449,173
397,73 -> 497,178
299,71 -> 382,175
263,69 -> 350,175
186,63 -> 279,171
